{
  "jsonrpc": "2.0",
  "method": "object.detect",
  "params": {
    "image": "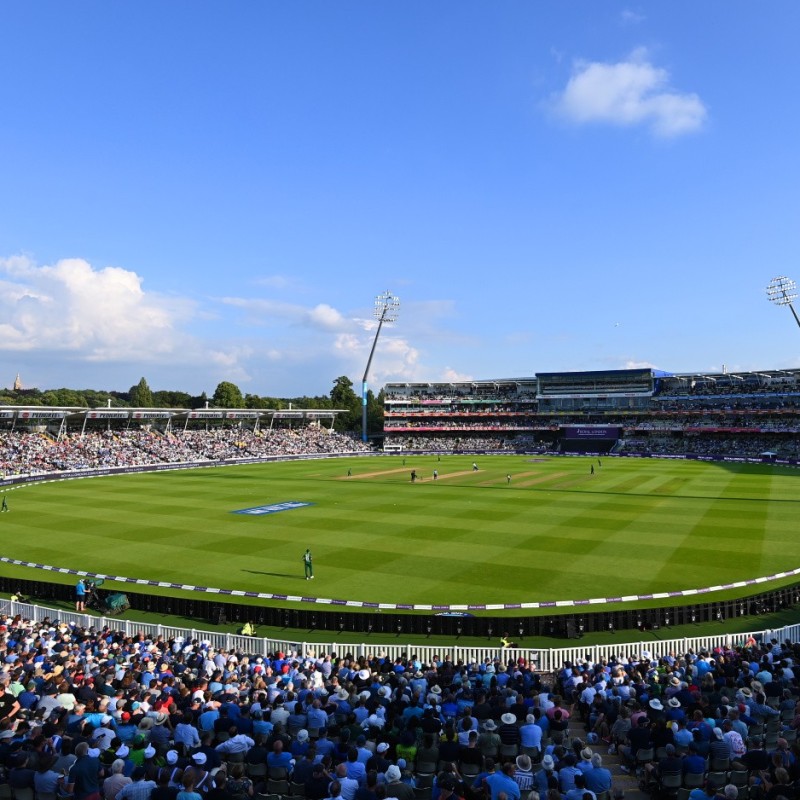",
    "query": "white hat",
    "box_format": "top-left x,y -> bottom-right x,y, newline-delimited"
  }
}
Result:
166,751 -> 178,765
377,742 -> 389,753
542,755 -> 555,770
649,699 -> 663,711
501,713 -> 516,725
296,730 -> 309,743
144,746 -> 156,758
386,765 -> 401,782
116,745 -> 130,758
192,752 -> 207,764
